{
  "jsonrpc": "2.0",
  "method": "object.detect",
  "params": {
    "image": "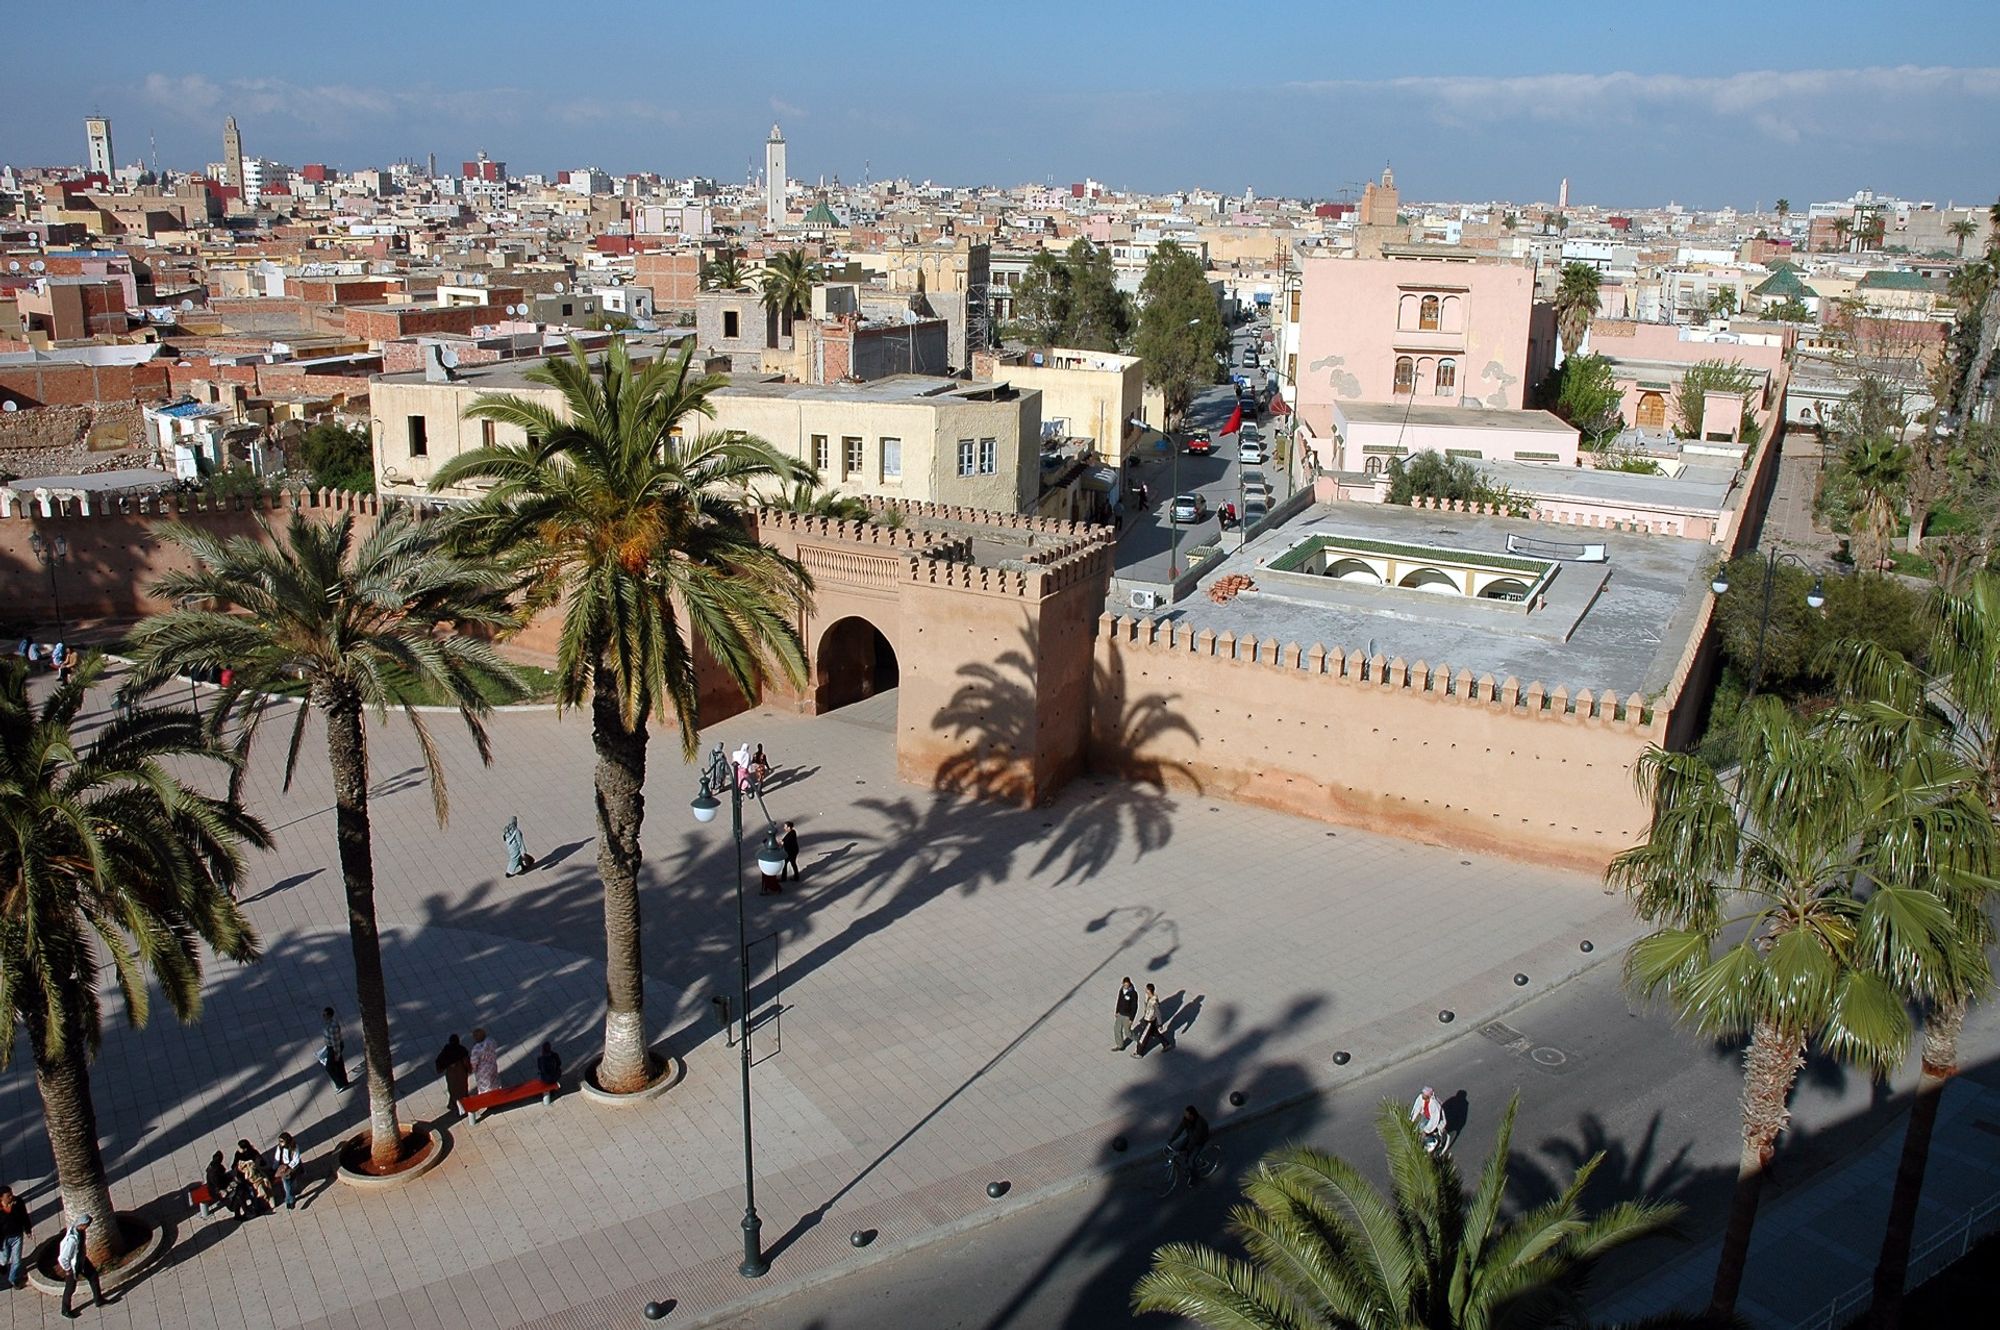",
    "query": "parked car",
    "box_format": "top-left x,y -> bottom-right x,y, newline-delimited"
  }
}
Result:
1239,467 -> 1267,491
1170,492 -> 1208,523
1243,497 -> 1269,526
1237,438 -> 1266,466
1184,430 -> 1214,456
